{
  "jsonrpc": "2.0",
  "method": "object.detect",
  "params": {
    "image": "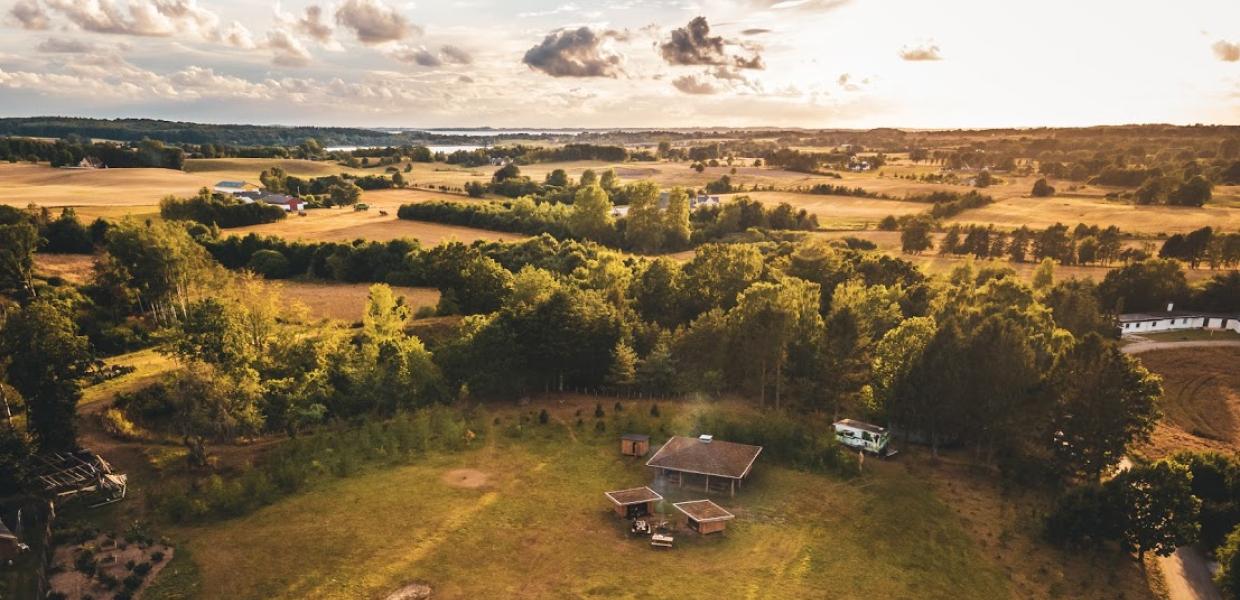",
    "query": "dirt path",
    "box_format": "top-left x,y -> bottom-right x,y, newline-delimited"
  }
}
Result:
1158,547 -> 1222,600
1122,340 -> 1240,355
